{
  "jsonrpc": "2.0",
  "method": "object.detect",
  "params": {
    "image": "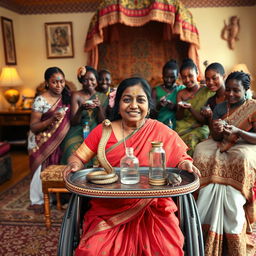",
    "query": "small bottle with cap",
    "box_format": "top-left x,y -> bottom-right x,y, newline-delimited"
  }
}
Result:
83,121 -> 90,139
120,147 -> 140,184
168,119 -> 173,129
148,141 -> 167,185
